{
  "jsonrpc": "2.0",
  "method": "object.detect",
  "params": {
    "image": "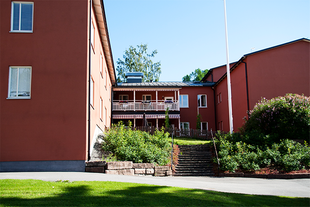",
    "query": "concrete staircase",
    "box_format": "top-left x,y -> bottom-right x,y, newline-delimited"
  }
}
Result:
174,145 -> 214,176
